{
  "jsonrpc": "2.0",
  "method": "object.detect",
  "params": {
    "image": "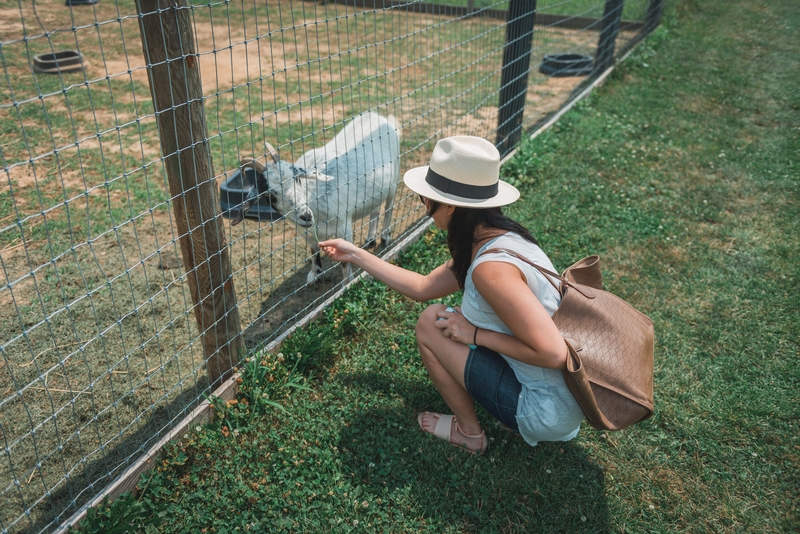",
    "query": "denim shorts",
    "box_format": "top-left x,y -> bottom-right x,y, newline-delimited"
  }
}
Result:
464,345 -> 521,433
